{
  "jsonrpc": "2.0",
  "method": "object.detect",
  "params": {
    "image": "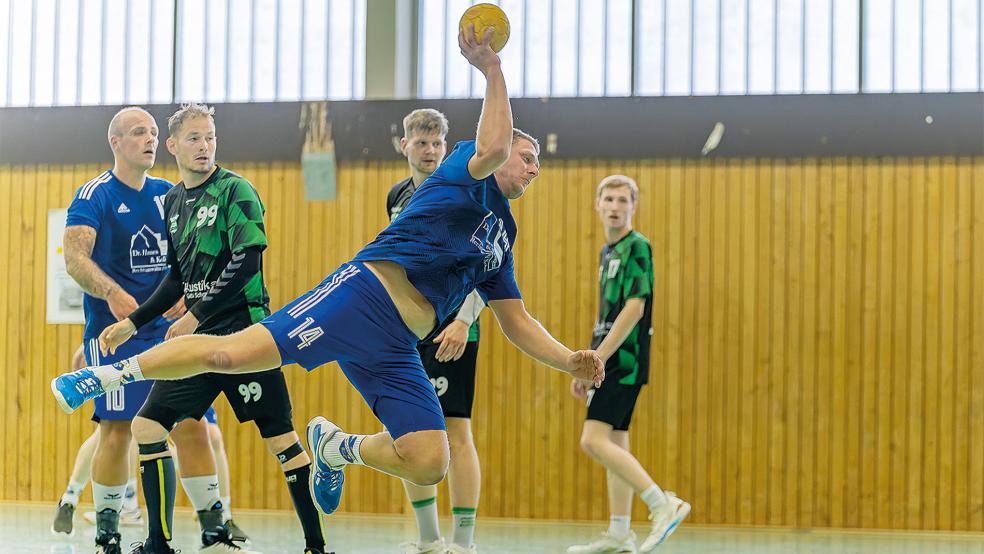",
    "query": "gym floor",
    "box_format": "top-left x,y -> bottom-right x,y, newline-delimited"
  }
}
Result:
9,502 -> 984,554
